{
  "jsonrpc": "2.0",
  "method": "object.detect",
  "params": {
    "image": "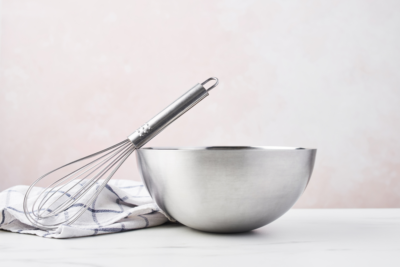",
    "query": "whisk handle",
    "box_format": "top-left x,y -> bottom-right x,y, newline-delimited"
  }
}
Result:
128,77 -> 218,148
